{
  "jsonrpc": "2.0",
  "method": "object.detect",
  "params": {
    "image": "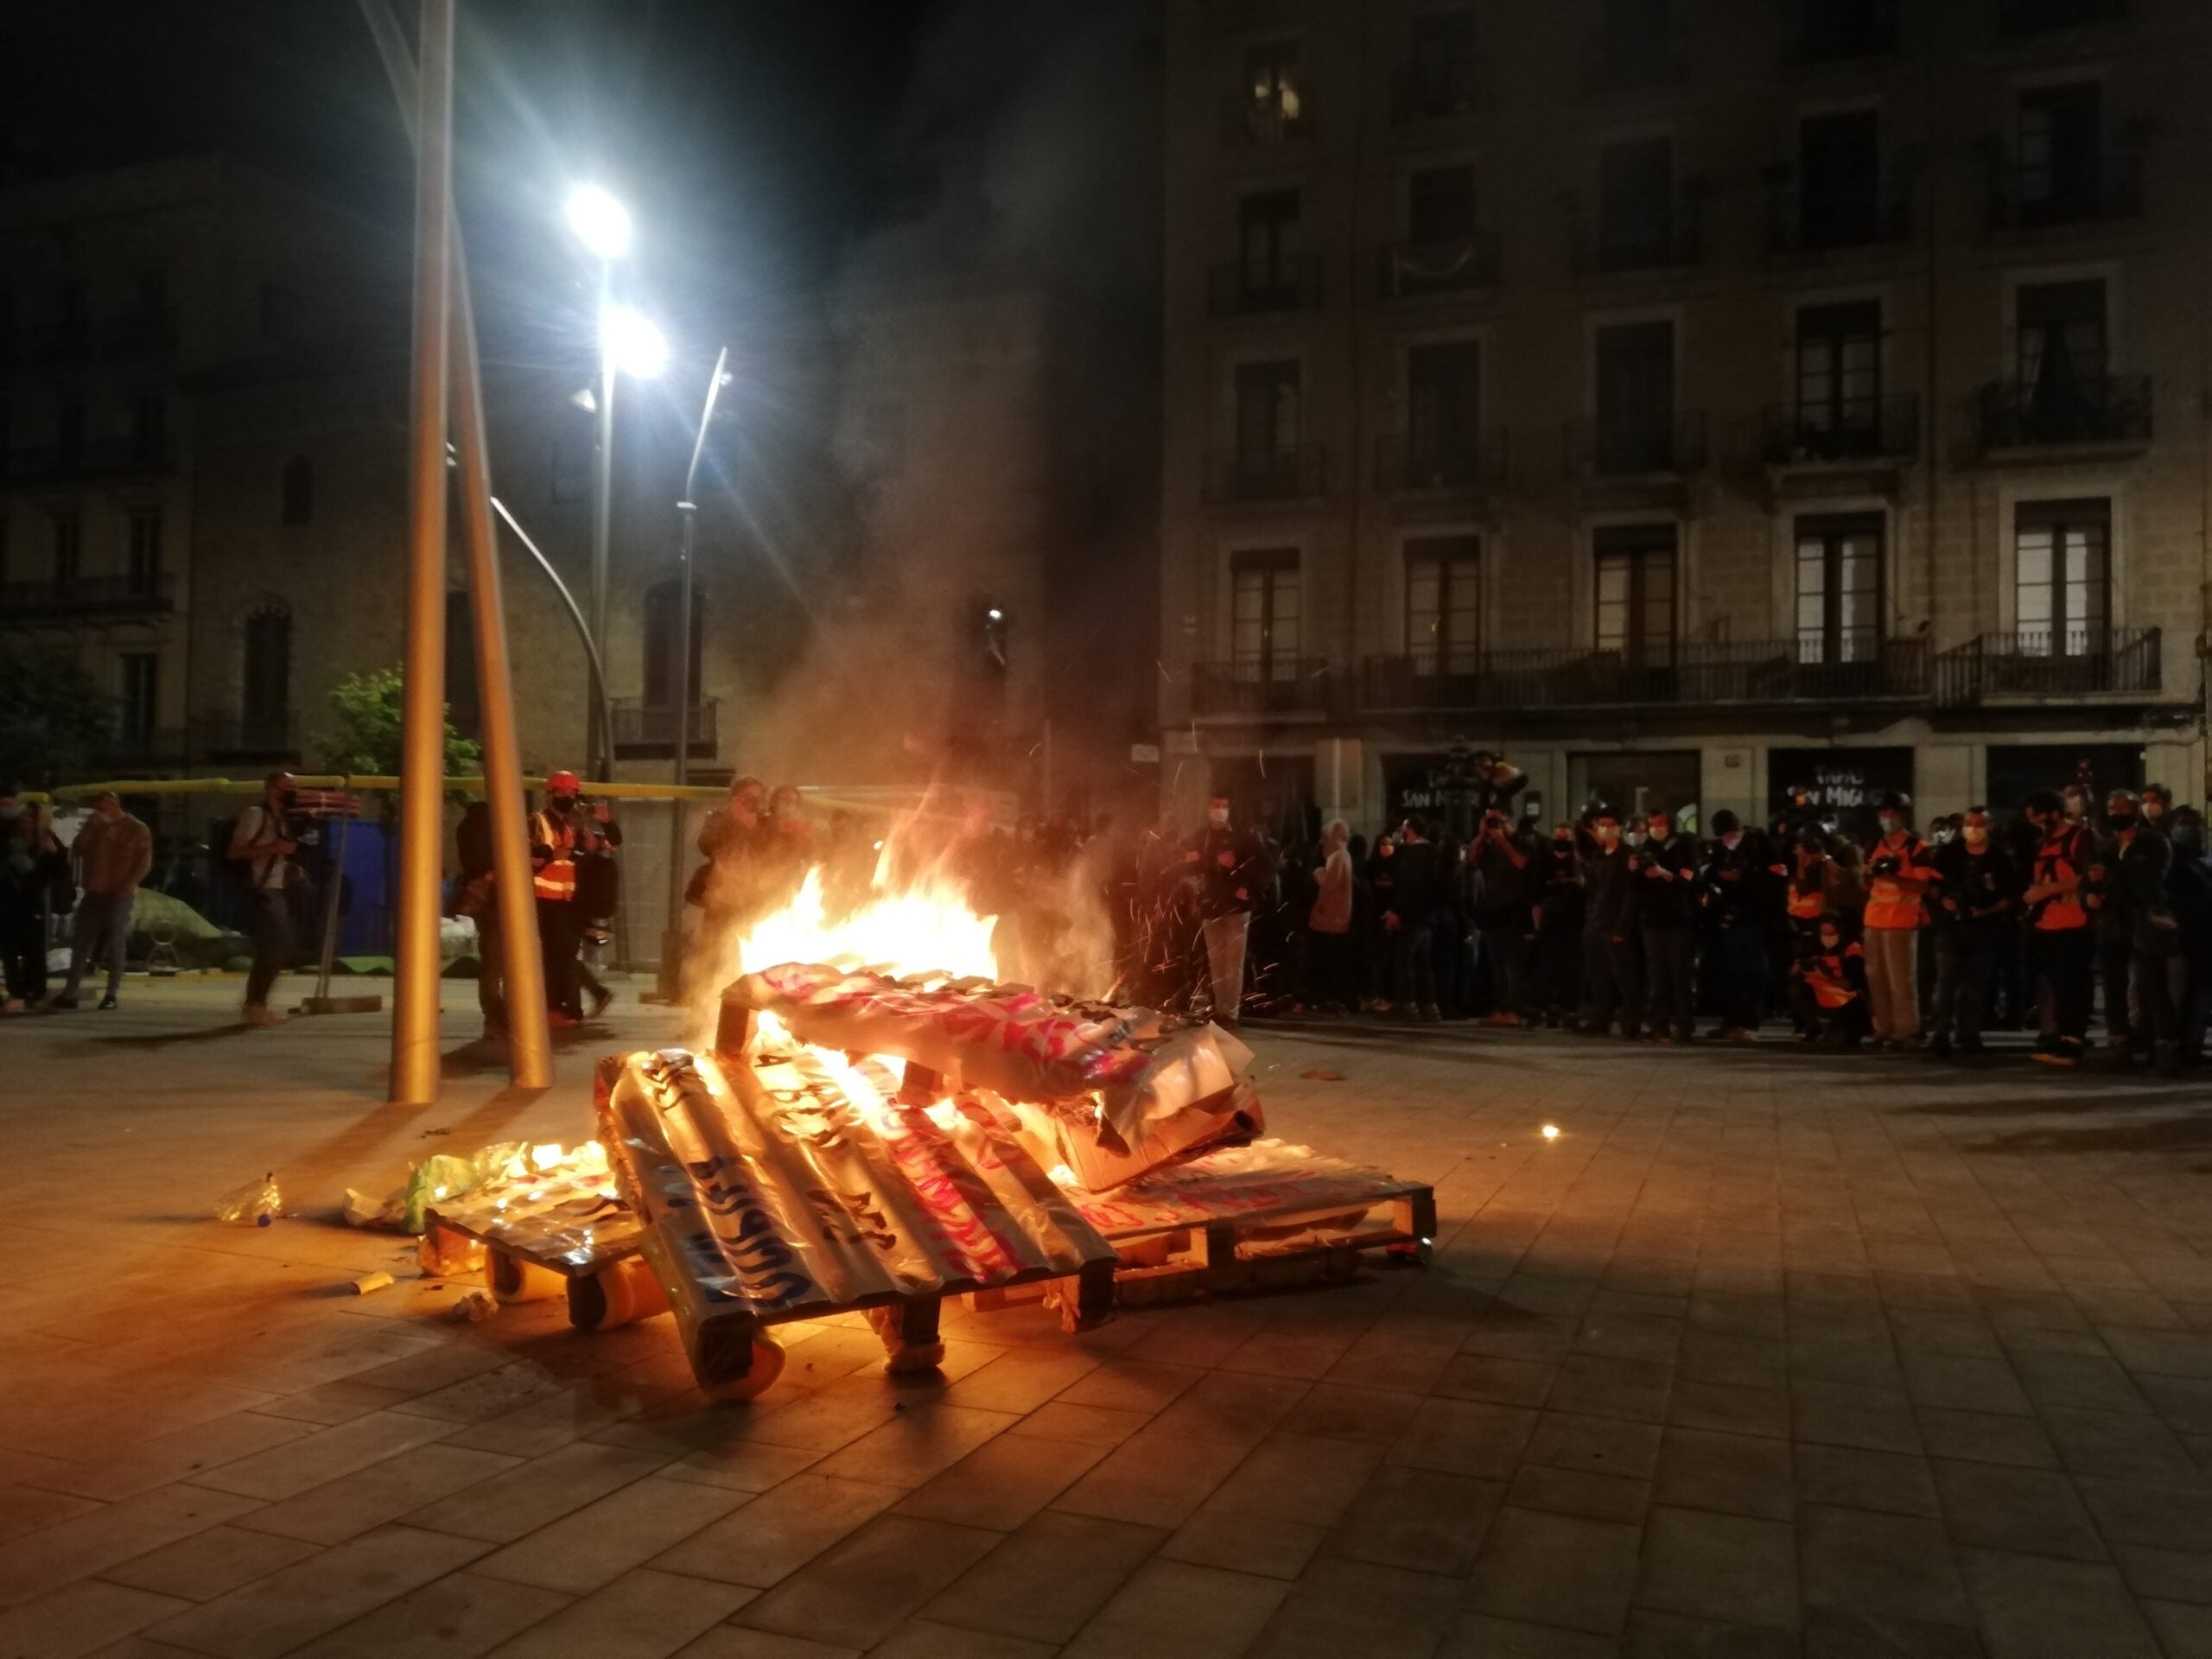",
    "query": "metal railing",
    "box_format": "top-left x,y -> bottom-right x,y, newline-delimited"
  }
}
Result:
1361,637 -> 1928,712
1206,255 -> 1325,317
1574,192 -> 1704,274
1389,62 -> 1482,124
1220,91 -> 1318,147
1999,0 -> 2126,35
1767,184 -> 1914,255
1986,150 -> 2145,232
1567,410 -> 1707,477
1192,658 -> 1333,718
0,573 -> 176,620
611,696 -> 720,757
1202,444 -> 1328,505
5,436 -> 180,481
191,712 -> 302,761
1374,429 -> 1506,493
1376,233 -> 1499,300
1975,374 -> 2152,450
1761,395 -> 1921,465
1937,626 -> 2160,702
